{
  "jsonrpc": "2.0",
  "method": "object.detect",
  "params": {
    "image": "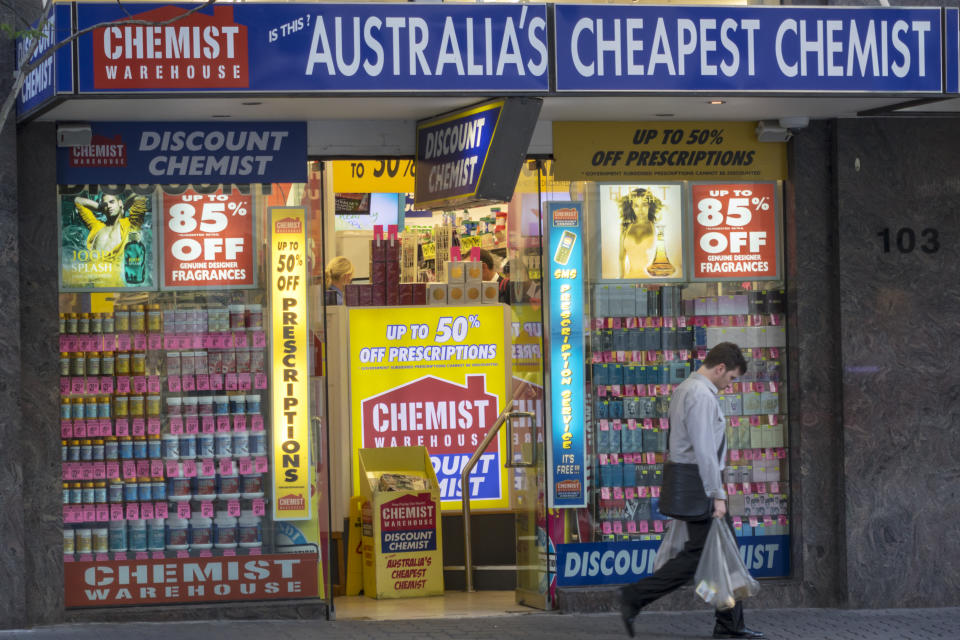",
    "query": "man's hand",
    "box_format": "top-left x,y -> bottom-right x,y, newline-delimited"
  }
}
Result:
713,498 -> 727,518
